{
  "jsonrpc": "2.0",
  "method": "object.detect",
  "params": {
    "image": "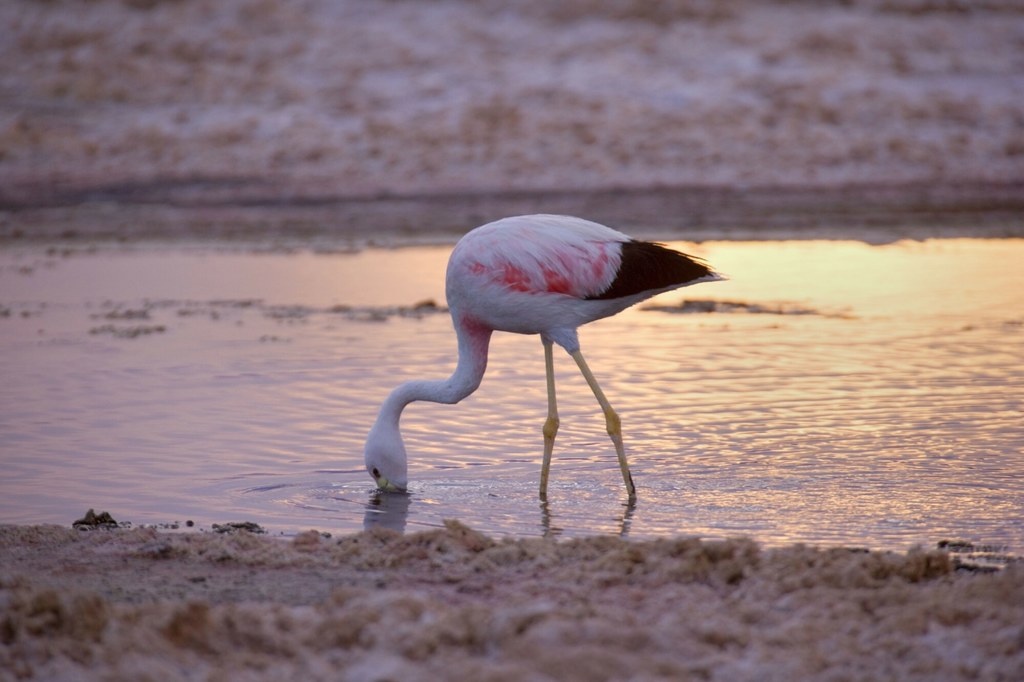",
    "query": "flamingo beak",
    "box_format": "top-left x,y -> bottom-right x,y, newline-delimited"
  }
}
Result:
375,475 -> 403,492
